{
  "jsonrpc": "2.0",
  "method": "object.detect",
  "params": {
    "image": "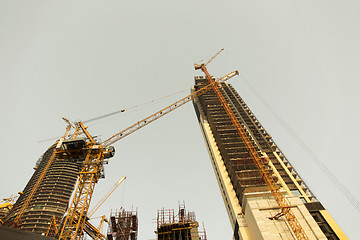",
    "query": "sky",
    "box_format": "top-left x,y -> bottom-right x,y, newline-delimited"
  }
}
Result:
0,1 -> 359,239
